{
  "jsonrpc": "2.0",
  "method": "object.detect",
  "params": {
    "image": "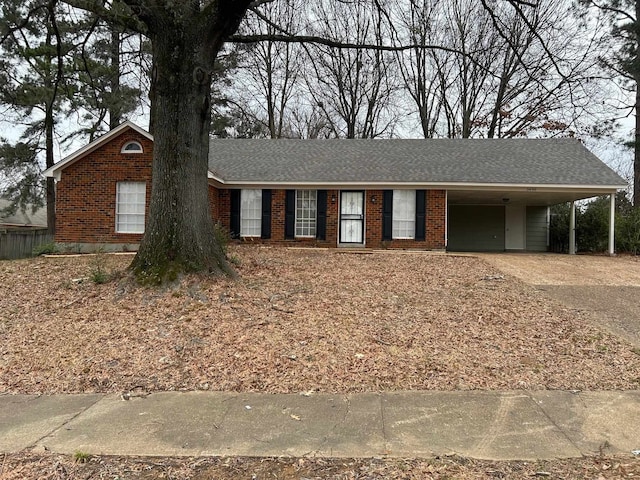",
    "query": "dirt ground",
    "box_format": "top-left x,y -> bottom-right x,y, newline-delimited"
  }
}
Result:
480,253 -> 640,347
1,247 -> 640,395
479,253 -> 640,286
2,247 -> 640,479
1,452 -> 640,480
